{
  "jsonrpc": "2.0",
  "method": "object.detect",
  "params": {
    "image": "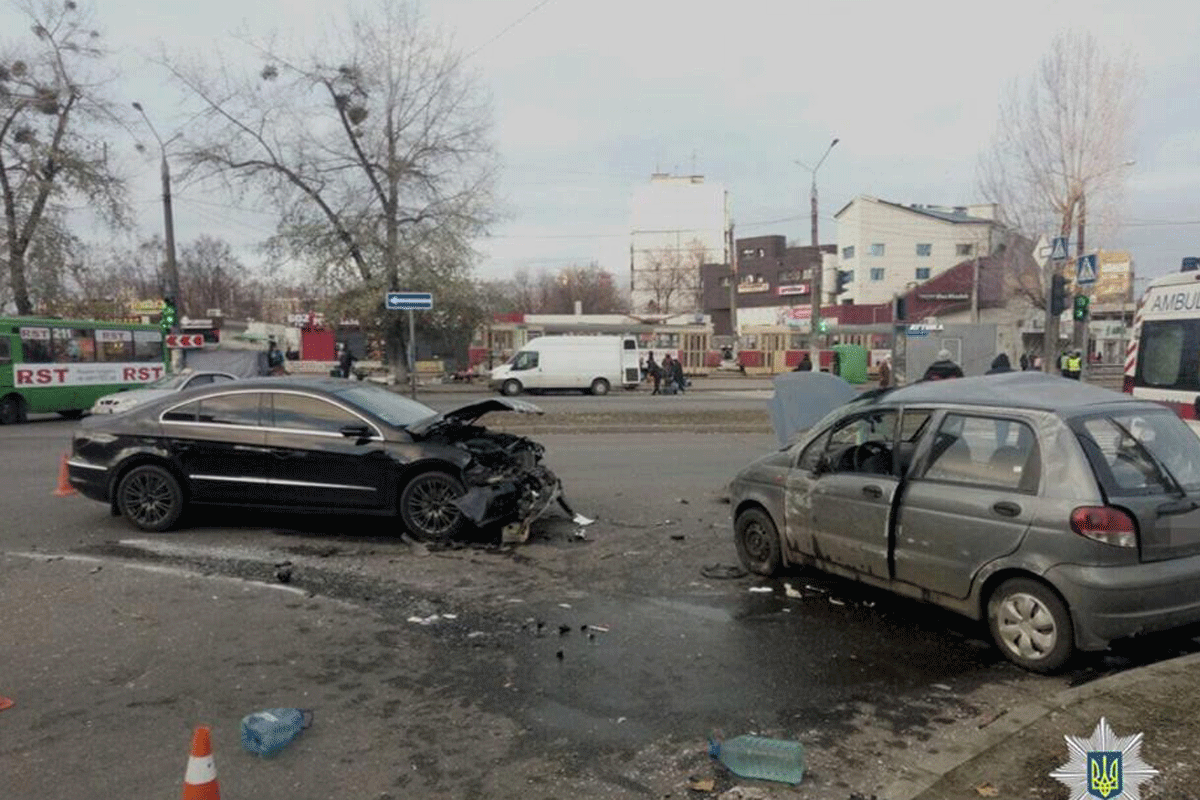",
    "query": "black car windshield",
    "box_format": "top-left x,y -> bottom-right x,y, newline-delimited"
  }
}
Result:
333,384 -> 437,428
1076,410 -> 1200,494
